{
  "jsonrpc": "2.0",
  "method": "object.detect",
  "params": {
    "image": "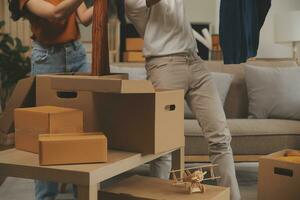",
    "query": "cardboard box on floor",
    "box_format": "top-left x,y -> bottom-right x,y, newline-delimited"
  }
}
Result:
100,175 -> 230,200
0,77 -> 35,134
39,133 -> 107,165
37,75 -> 184,154
258,149 -> 300,200
15,106 -> 83,153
